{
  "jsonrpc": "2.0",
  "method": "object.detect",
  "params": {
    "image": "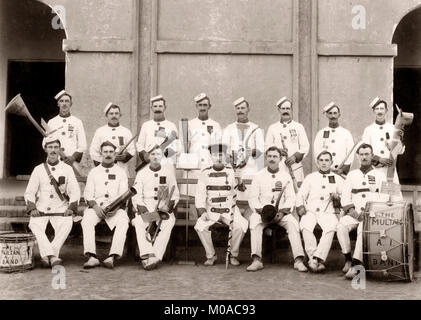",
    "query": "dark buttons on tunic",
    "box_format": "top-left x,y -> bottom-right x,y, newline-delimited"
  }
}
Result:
283,136 -> 288,140
316,208 -> 320,212
361,207 -> 365,212
332,129 -> 335,133
100,202 -> 103,206
157,123 -> 160,126
105,194 -> 109,198
320,197 -> 324,201
380,126 -> 383,130
362,182 -> 366,186
272,175 -> 276,178
331,140 -> 335,143
154,187 -> 158,191
62,132 -> 65,135
105,182 -> 108,185
322,186 -> 326,189
63,119 -> 66,123
380,138 -> 384,141
112,136 -> 116,139
50,195 -> 54,199
362,194 -> 366,198
202,122 -> 205,125
271,200 -> 274,204
51,167 -> 56,171
335,165 -> 338,168
380,151 -> 384,154
106,169 -> 109,173
154,173 -> 158,177
283,124 -> 287,128
323,175 -> 326,178
112,128 -> 116,131
154,197 -> 158,200
47,207 -> 51,211
332,153 -> 336,156
202,133 -> 205,136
